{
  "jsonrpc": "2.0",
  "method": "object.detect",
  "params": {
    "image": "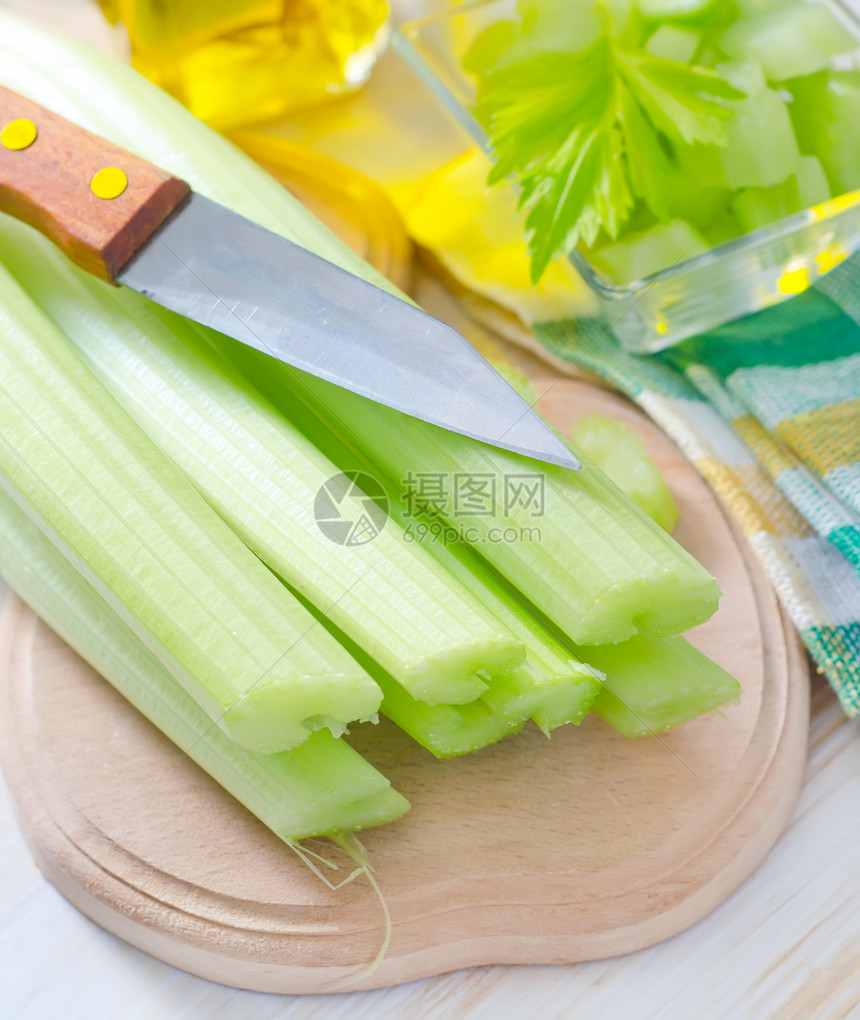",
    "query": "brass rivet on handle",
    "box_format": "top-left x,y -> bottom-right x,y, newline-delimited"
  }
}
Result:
1,117 -> 37,151
90,166 -> 128,200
